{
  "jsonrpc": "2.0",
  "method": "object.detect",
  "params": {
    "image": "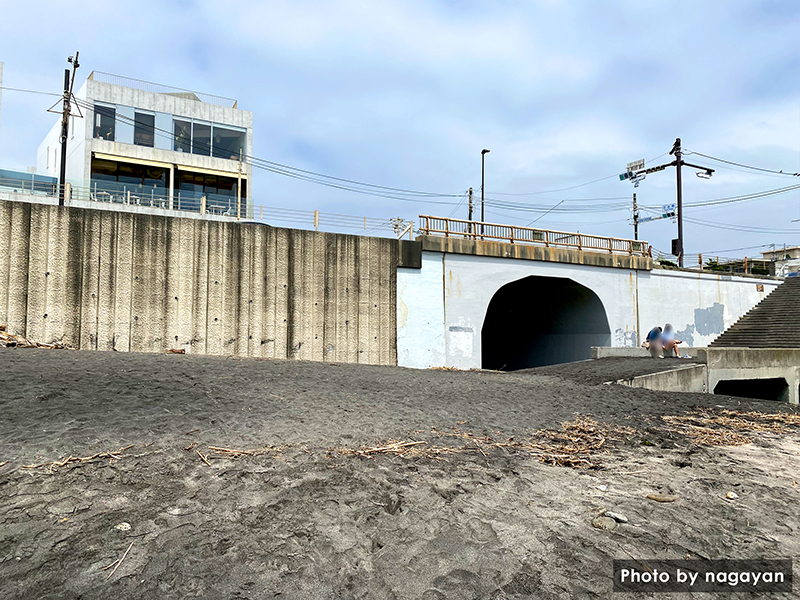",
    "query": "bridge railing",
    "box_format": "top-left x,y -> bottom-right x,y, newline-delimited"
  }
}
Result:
418,215 -> 650,257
